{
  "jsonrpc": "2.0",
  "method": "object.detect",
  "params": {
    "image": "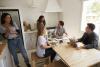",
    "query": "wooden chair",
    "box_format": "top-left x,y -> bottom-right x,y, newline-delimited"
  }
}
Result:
31,52 -> 50,67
